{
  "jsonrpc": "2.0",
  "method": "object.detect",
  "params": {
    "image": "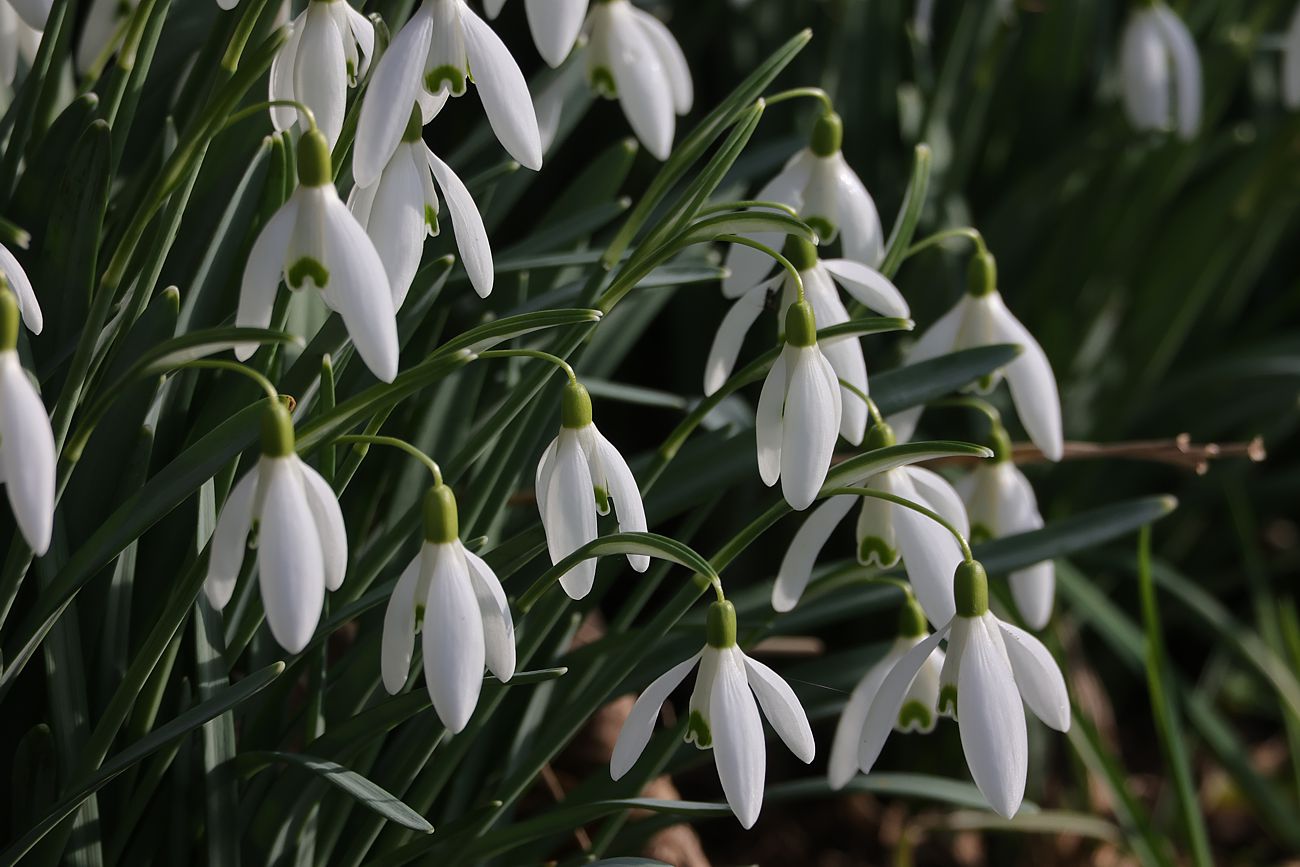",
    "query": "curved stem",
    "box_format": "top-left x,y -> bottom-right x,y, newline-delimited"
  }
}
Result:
764,86 -> 835,114
825,485 -> 974,561
476,349 -> 578,384
332,435 -> 442,485
903,226 -> 987,261
837,377 -> 884,425
175,359 -> 279,401
223,99 -> 318,133
932,395 -> 1003,428
695,200 -> 800,219
715,233 -> 804,302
